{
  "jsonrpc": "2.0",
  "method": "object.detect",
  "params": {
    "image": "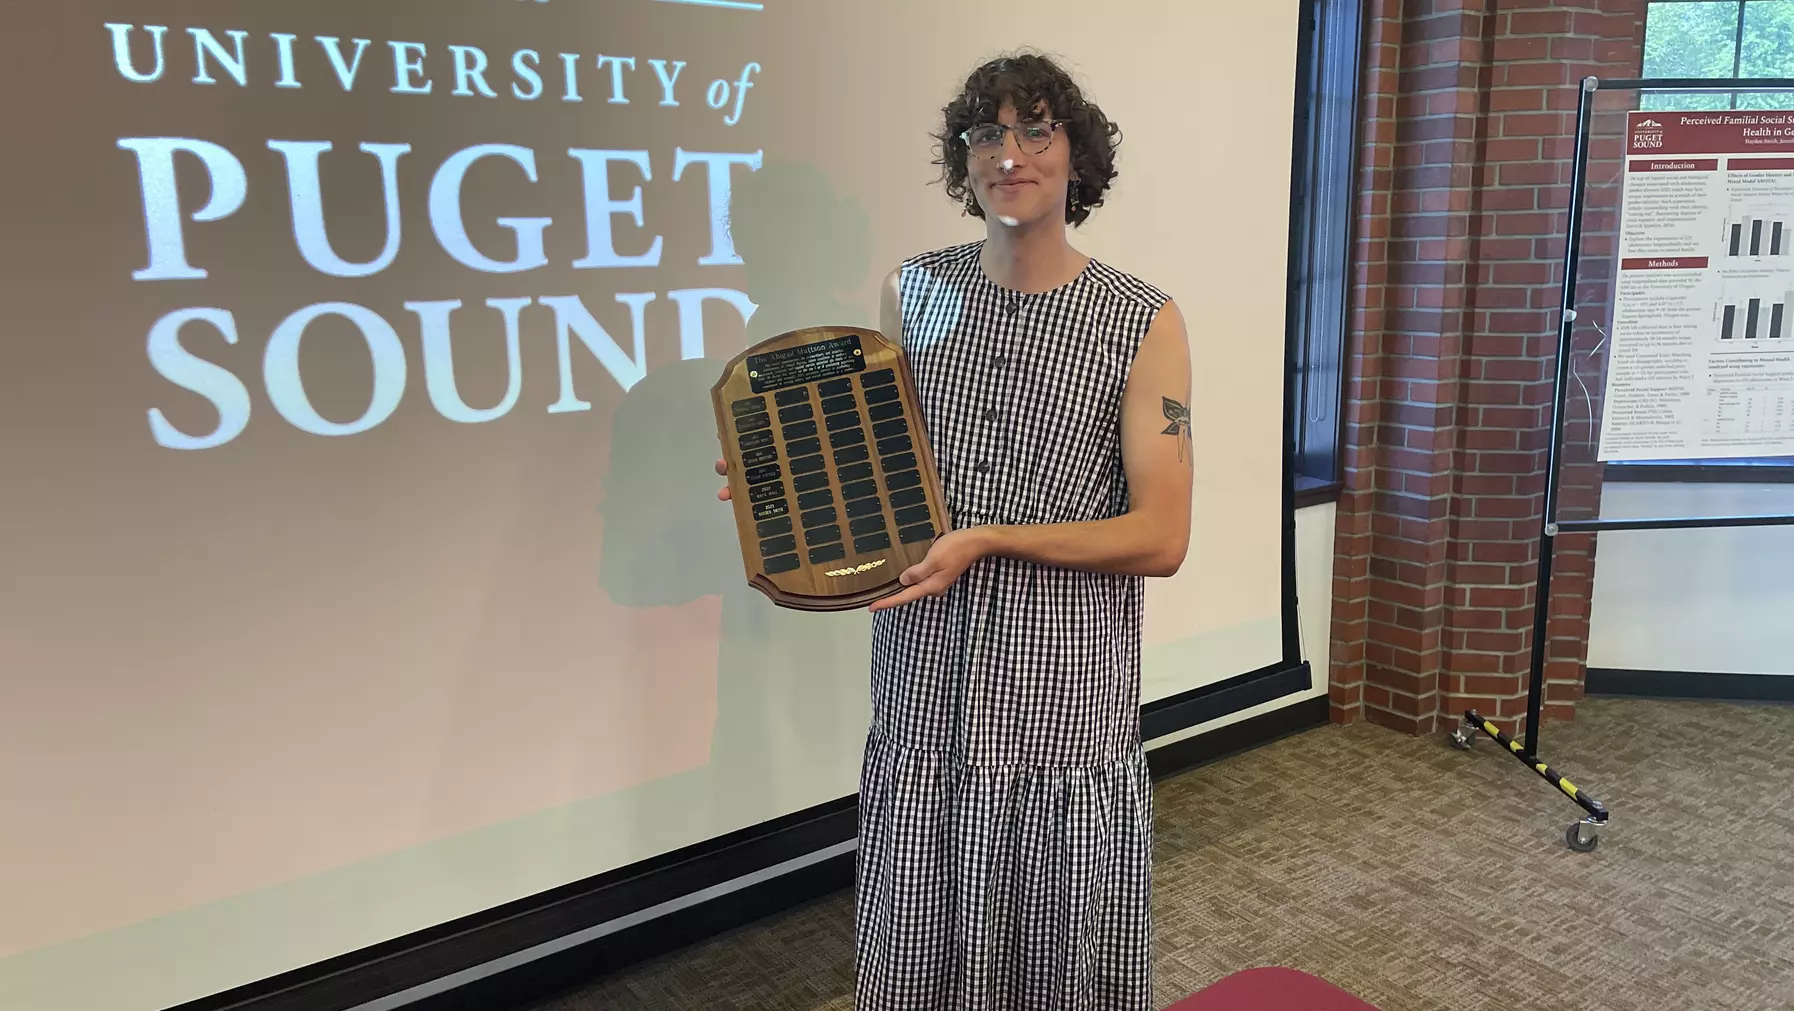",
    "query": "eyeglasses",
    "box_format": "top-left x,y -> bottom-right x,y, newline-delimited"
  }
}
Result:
959,119 -> 1067,156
